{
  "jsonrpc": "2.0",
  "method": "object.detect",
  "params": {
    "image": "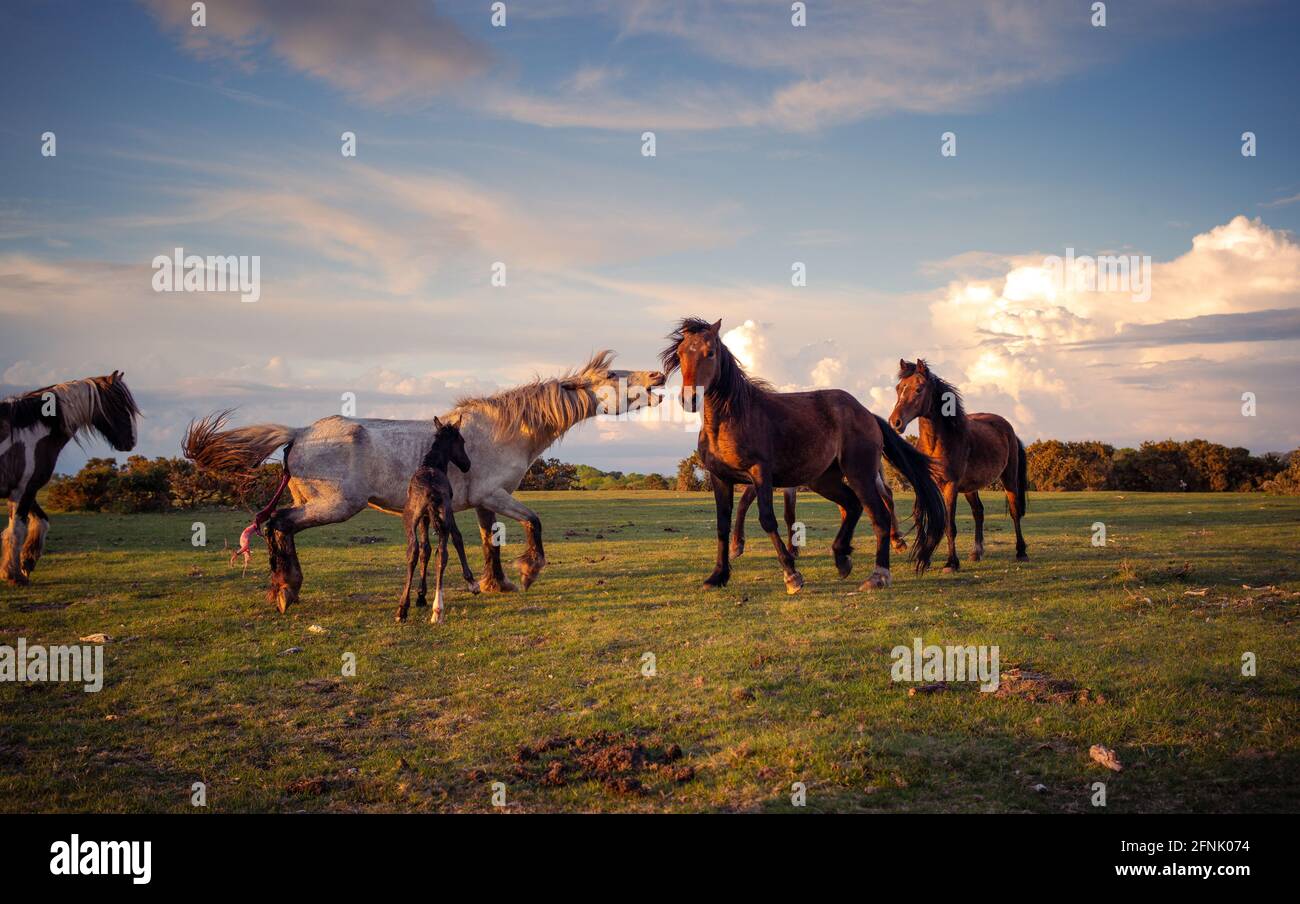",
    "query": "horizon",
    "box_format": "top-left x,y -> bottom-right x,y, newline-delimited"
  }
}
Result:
3,0 -> 1299,474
